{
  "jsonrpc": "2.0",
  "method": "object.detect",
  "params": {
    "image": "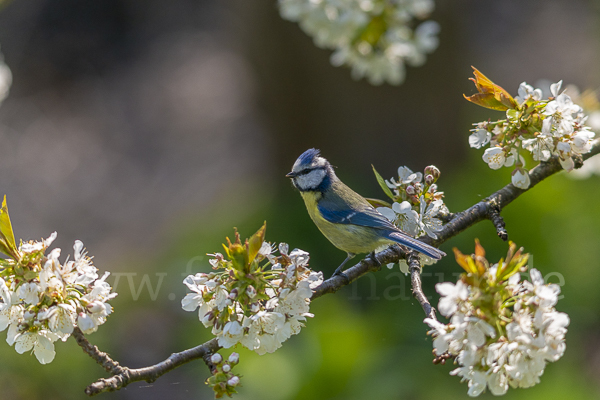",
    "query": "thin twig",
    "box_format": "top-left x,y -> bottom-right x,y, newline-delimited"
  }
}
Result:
487,198 -> 508,241
407,251 -> 436,320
